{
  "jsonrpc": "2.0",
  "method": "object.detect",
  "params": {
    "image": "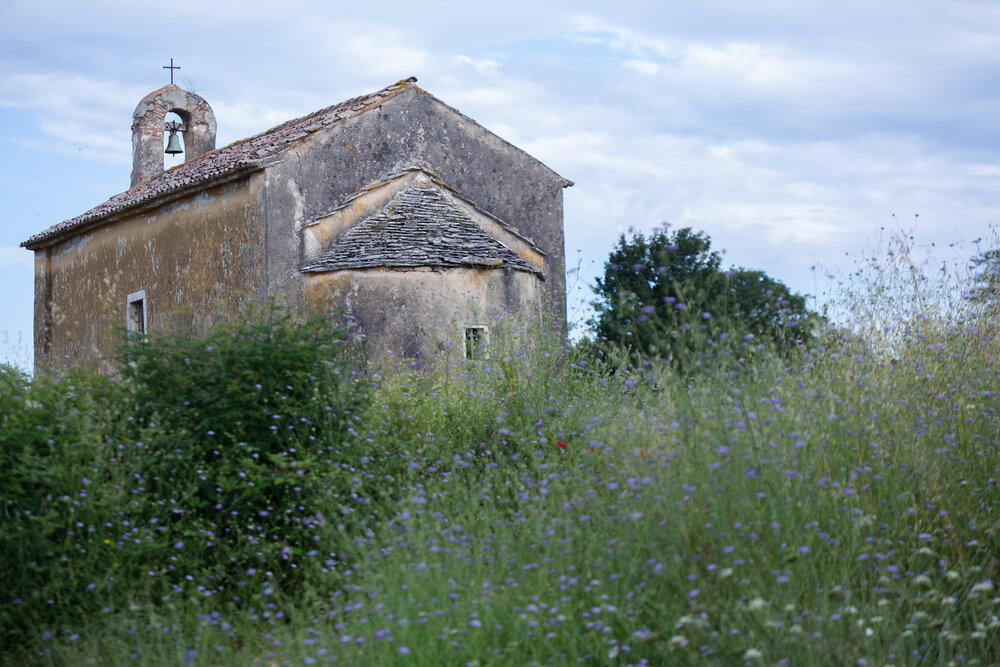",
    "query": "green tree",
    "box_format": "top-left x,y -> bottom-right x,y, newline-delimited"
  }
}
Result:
588,226 -> 817,370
